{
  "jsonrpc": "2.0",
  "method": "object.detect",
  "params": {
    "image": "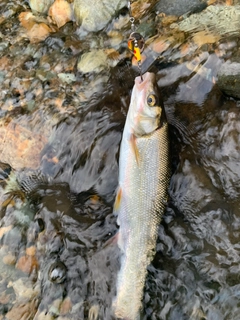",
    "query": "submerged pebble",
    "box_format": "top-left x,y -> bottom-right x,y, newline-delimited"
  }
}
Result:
5,299 -> 38,320
3,253 -> 16,266
16,254 -> 39,275
29,0 -> 55,14
58,73 -> 76,84
156,0 -> 206,16
0,121 -> 48,170
9,278 -> 40,300
77,50 -> 108,74
73,0 -> 127,32
217,61 -> 240,99
59,296 -> 72,315
48,0 -> 73,28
